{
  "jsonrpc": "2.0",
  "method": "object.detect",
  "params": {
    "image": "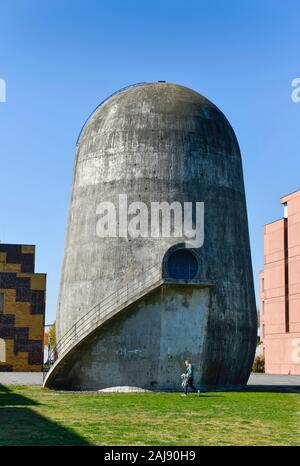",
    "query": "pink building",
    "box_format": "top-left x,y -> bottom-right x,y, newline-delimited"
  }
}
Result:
260,189 -> 300,374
